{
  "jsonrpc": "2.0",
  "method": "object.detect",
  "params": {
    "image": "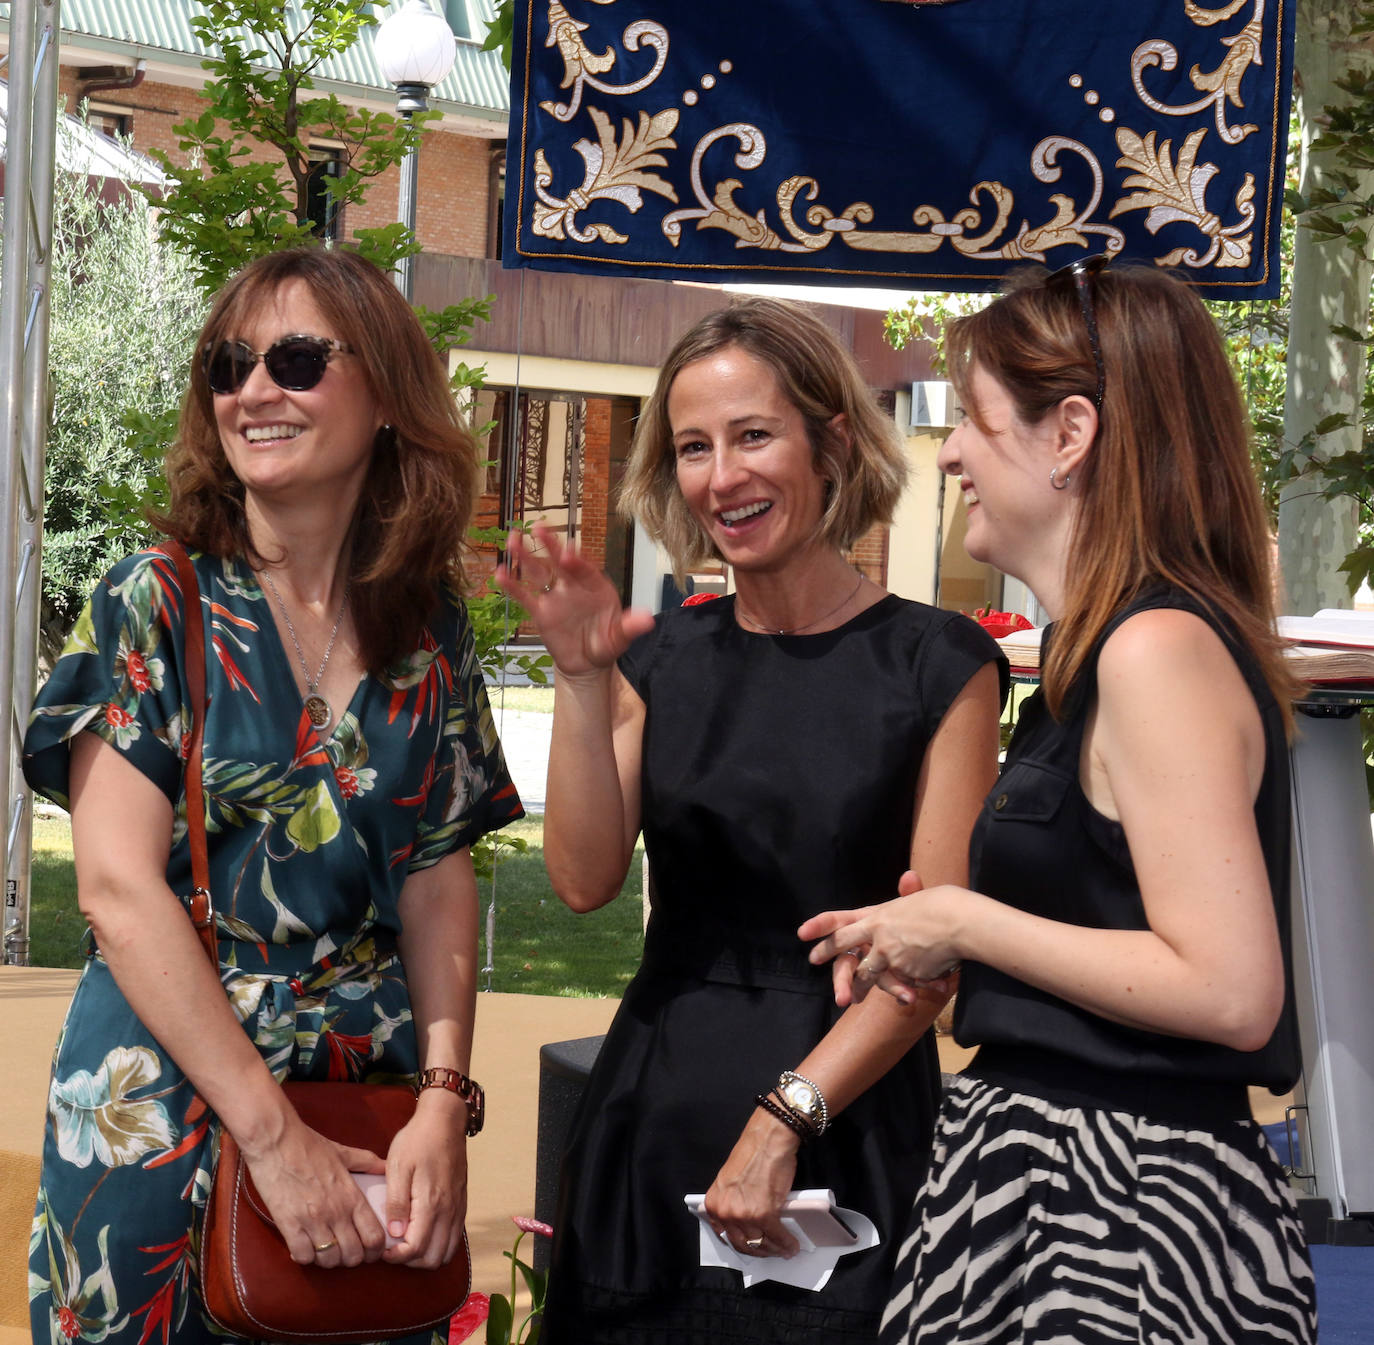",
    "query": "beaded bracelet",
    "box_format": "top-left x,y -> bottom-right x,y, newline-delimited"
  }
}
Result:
754,1091 -> 816,1142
